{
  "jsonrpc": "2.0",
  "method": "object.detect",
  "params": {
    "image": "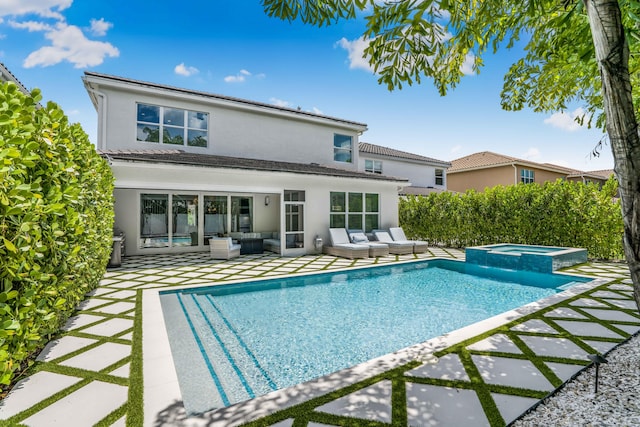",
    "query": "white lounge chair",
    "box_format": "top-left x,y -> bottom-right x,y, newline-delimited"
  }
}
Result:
373,230 -> 415,255
347,230 -> 390,257
389,227 -> 428,253
209,237 -> 241,259
324,228 -> 370,259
